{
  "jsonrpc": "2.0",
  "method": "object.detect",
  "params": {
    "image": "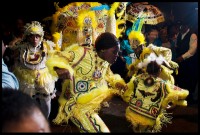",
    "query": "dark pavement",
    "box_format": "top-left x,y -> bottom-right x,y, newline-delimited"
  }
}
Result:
49,96 -> 198,133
